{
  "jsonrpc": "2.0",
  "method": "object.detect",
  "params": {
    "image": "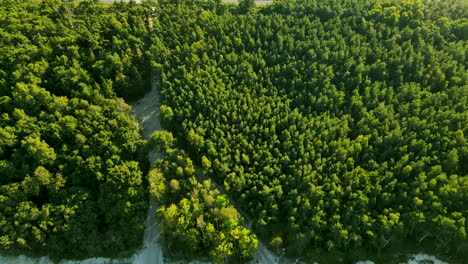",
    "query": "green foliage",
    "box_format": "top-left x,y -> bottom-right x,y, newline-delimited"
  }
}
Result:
238,0 -> 255,14
149,0 -> 468,261
148,168 -> 166,201
0,0 -> 150,259
2,0 -> 467,262
150,148 -> 258,262
150,131 -> 175,152
160,105 -> 174,121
